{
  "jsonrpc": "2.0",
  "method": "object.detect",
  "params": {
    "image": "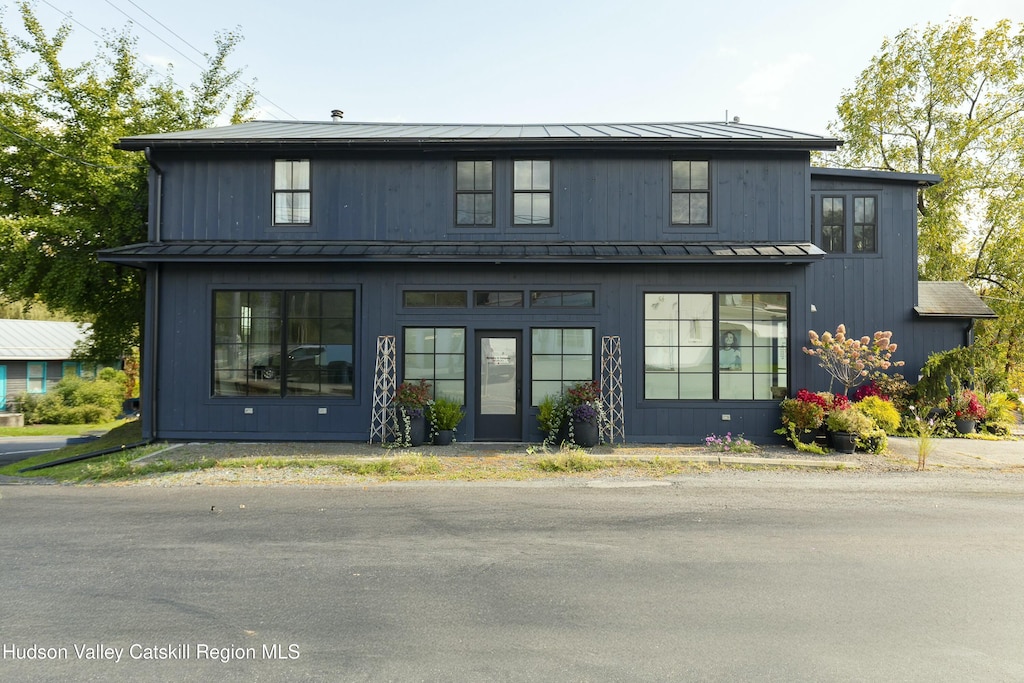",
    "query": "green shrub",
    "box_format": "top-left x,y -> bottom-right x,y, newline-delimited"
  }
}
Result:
856,427 -> 888,454
19,375 -> 124,425
857,396 -> 901,434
